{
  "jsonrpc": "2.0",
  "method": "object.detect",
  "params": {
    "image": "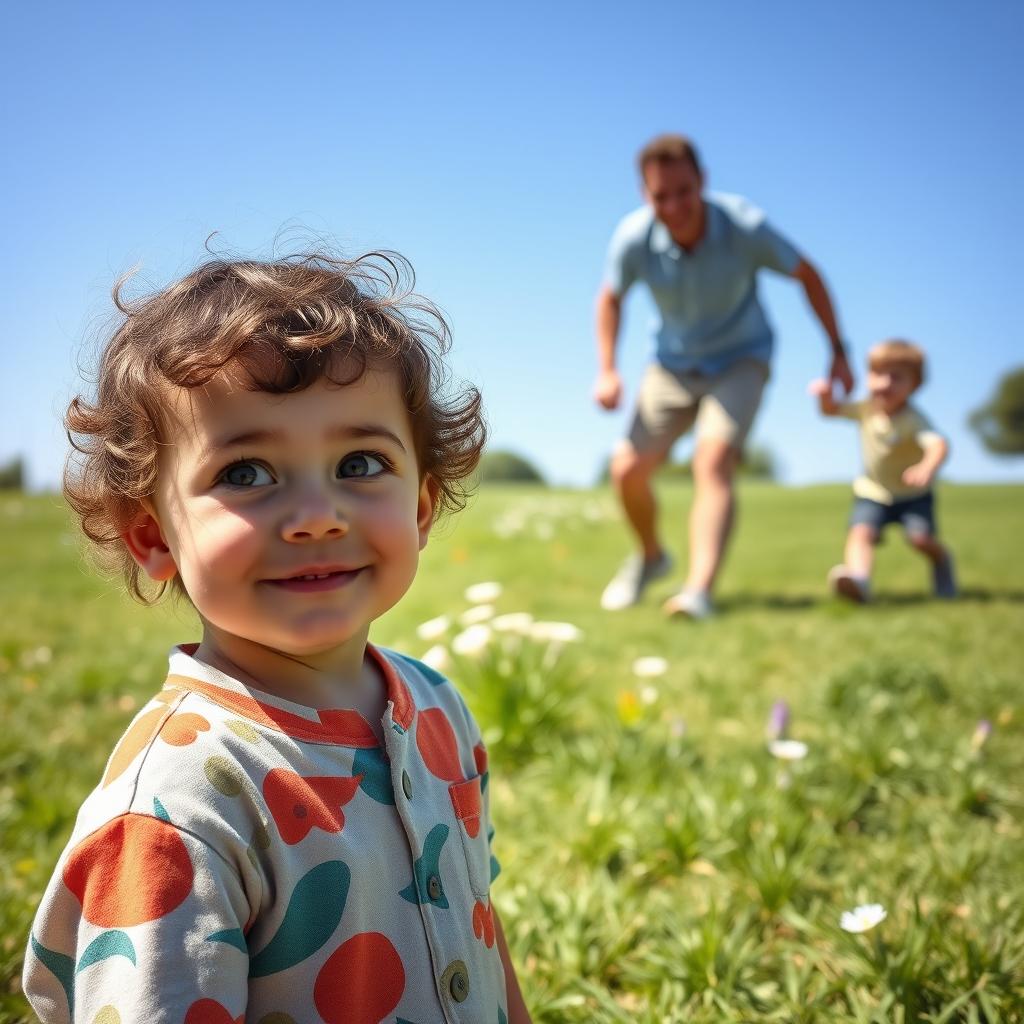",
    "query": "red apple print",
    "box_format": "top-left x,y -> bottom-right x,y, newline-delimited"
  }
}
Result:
314,931 -> 406,1024
473,742 -> 488,776
184,999 -> 243,1024
472,899 -> 496,948
63,814 -> 193,928
263,769 -> 363,845
416,708 -> 463,782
